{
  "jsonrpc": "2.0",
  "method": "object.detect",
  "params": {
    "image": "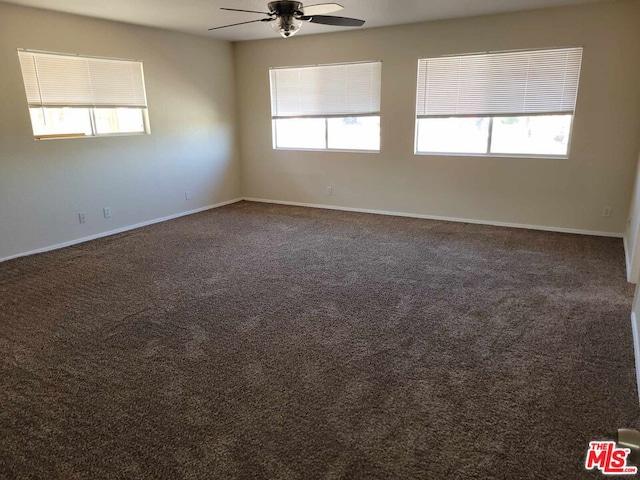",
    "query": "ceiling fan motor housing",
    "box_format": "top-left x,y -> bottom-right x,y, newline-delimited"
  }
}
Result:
268,1 -> 304,16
